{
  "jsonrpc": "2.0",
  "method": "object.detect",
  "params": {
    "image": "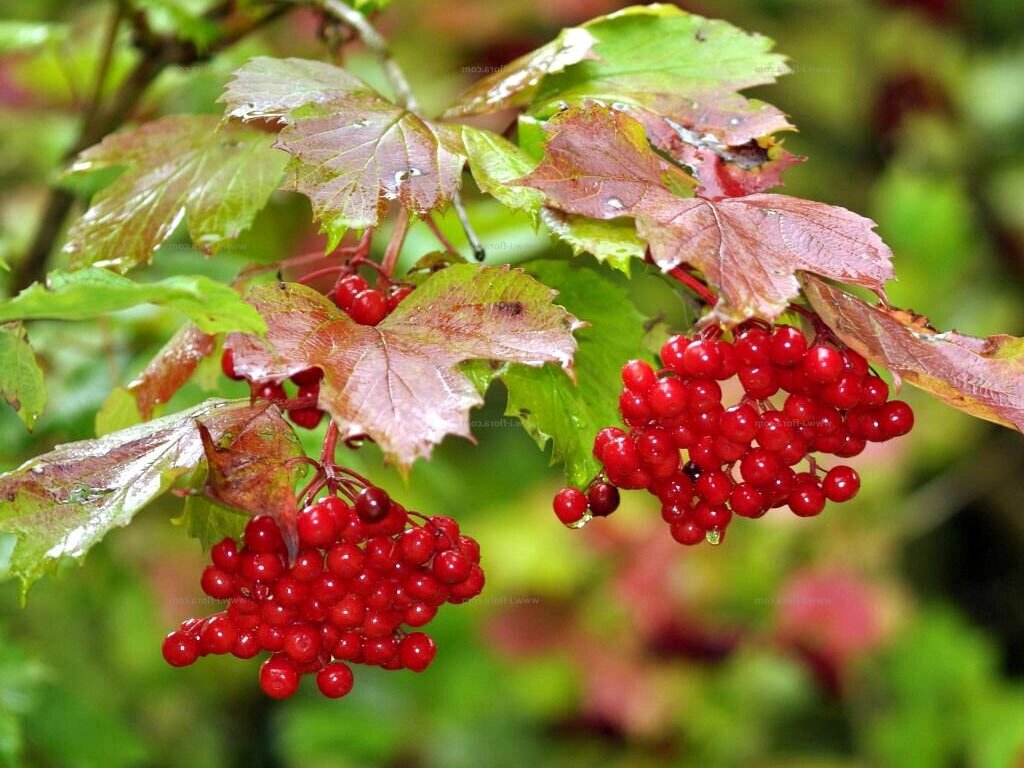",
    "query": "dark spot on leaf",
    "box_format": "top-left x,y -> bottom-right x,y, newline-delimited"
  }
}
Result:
695,29 -> 708,42
495,301 -> 524,316
519,408 -> 531,417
